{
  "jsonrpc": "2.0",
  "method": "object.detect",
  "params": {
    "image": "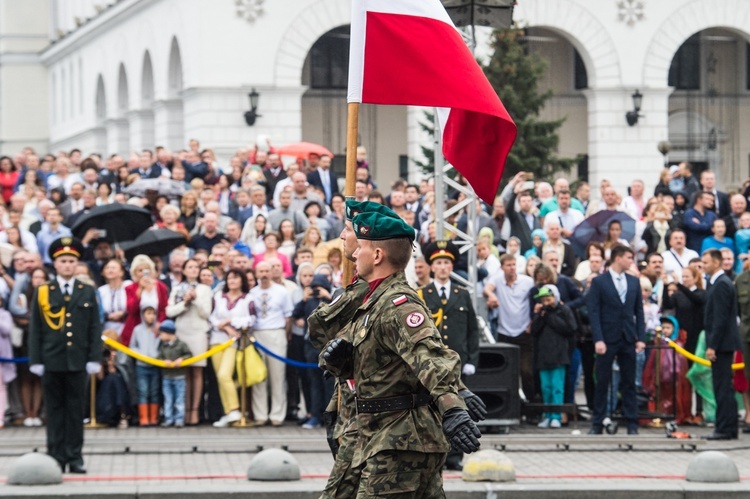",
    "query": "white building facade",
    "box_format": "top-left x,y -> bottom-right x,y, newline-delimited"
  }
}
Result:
0,0 -> 747,193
